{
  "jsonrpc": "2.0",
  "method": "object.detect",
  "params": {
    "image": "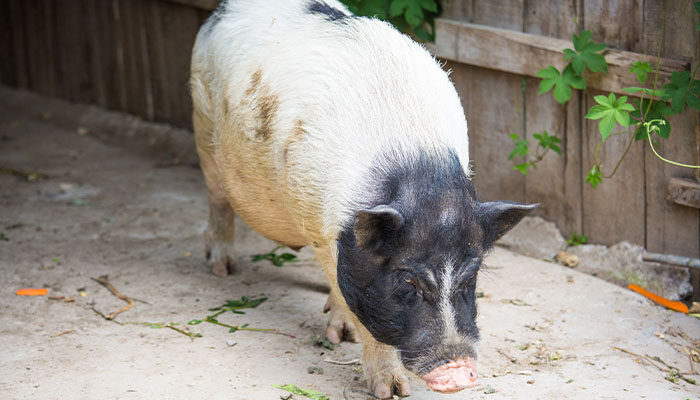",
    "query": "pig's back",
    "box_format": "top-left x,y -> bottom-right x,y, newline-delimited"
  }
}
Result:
191,0 -> 470,244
